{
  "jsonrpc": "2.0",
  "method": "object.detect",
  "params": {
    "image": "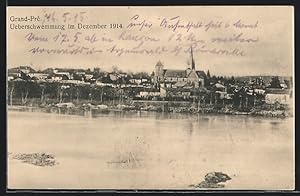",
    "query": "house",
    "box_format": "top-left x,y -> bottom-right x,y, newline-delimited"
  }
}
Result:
211,83 -> 230,100
60,80 -> 90,85
129,74 -> 149,84
8,69 -> 21,79
51,74 -> 69,81
85,74 -> 94,80
106,72 -> 129,82
280,83 -> 288,89
153,47 -> 206,89
139,89 -> 161,98
8,66 -> 36,79
214,83 -> 226,92
118,72 -> 128,78
254,89 -> 265,95
8,76 -> 15,81
28,72 -> 48,80
95,76 -> 114,87
129,78 -> 142,84
18,66 -> 36,74
53,70 -> 71,80
75,71 -> 86,75
160,87 -> 192,99
264,88 -> 291,105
